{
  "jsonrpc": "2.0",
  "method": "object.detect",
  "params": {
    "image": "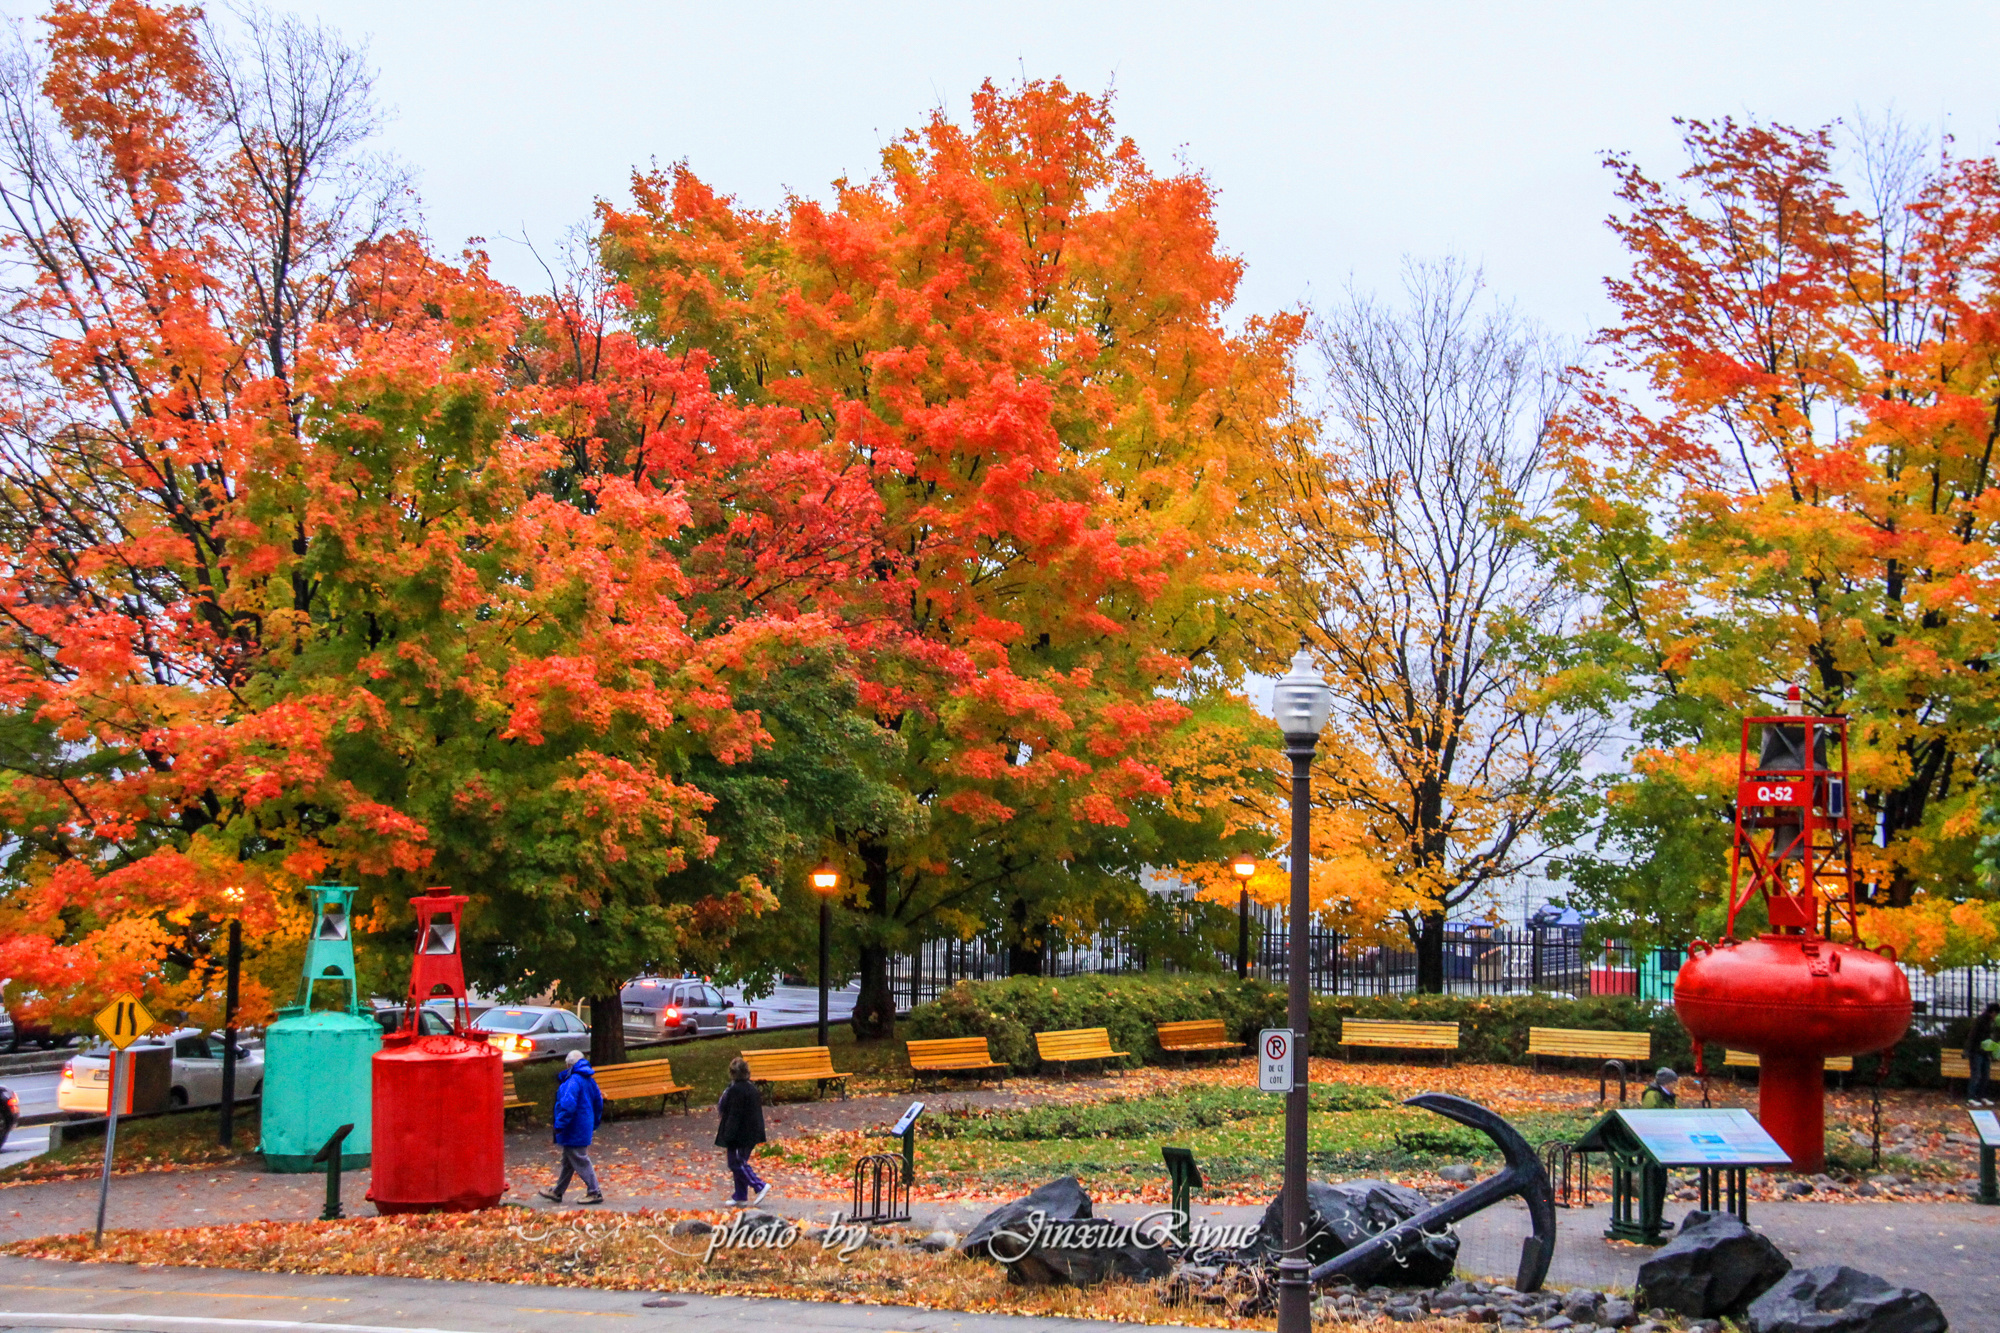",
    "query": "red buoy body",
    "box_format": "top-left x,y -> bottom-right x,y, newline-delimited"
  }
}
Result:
1675,935 -> 1910,1172
365,1033 -> 505,1213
